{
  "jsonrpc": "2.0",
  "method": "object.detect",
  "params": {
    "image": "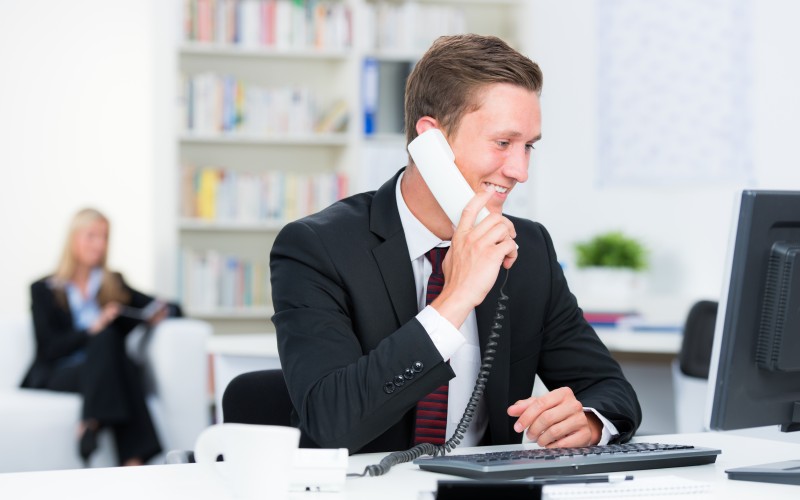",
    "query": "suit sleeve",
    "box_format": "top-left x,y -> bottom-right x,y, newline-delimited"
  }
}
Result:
112,273 -> 157,332
270,220 -> 453,452
30,281 -> 90,361
534,224 -> 642,443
